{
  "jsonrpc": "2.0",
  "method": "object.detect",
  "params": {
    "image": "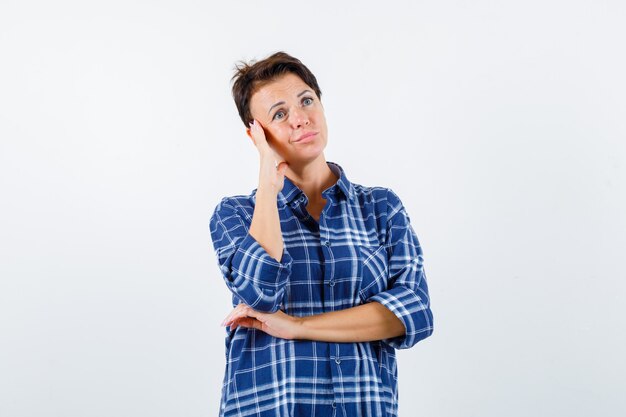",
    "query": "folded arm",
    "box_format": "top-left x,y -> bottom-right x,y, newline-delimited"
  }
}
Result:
221,189 -> 433,347
223,301 -> 405,343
